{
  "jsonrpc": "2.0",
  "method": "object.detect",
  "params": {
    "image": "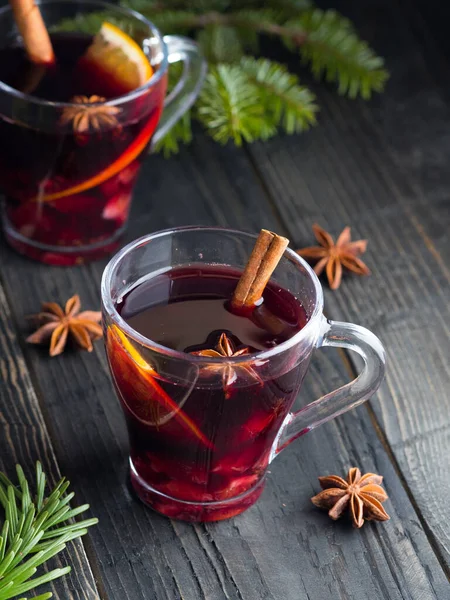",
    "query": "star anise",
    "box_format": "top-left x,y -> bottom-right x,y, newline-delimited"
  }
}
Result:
60,95 -> 121,133
190,333 -> 263,396
27,295 -> 102,357
311,467 -> 390,528
297,224 -> 370,290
